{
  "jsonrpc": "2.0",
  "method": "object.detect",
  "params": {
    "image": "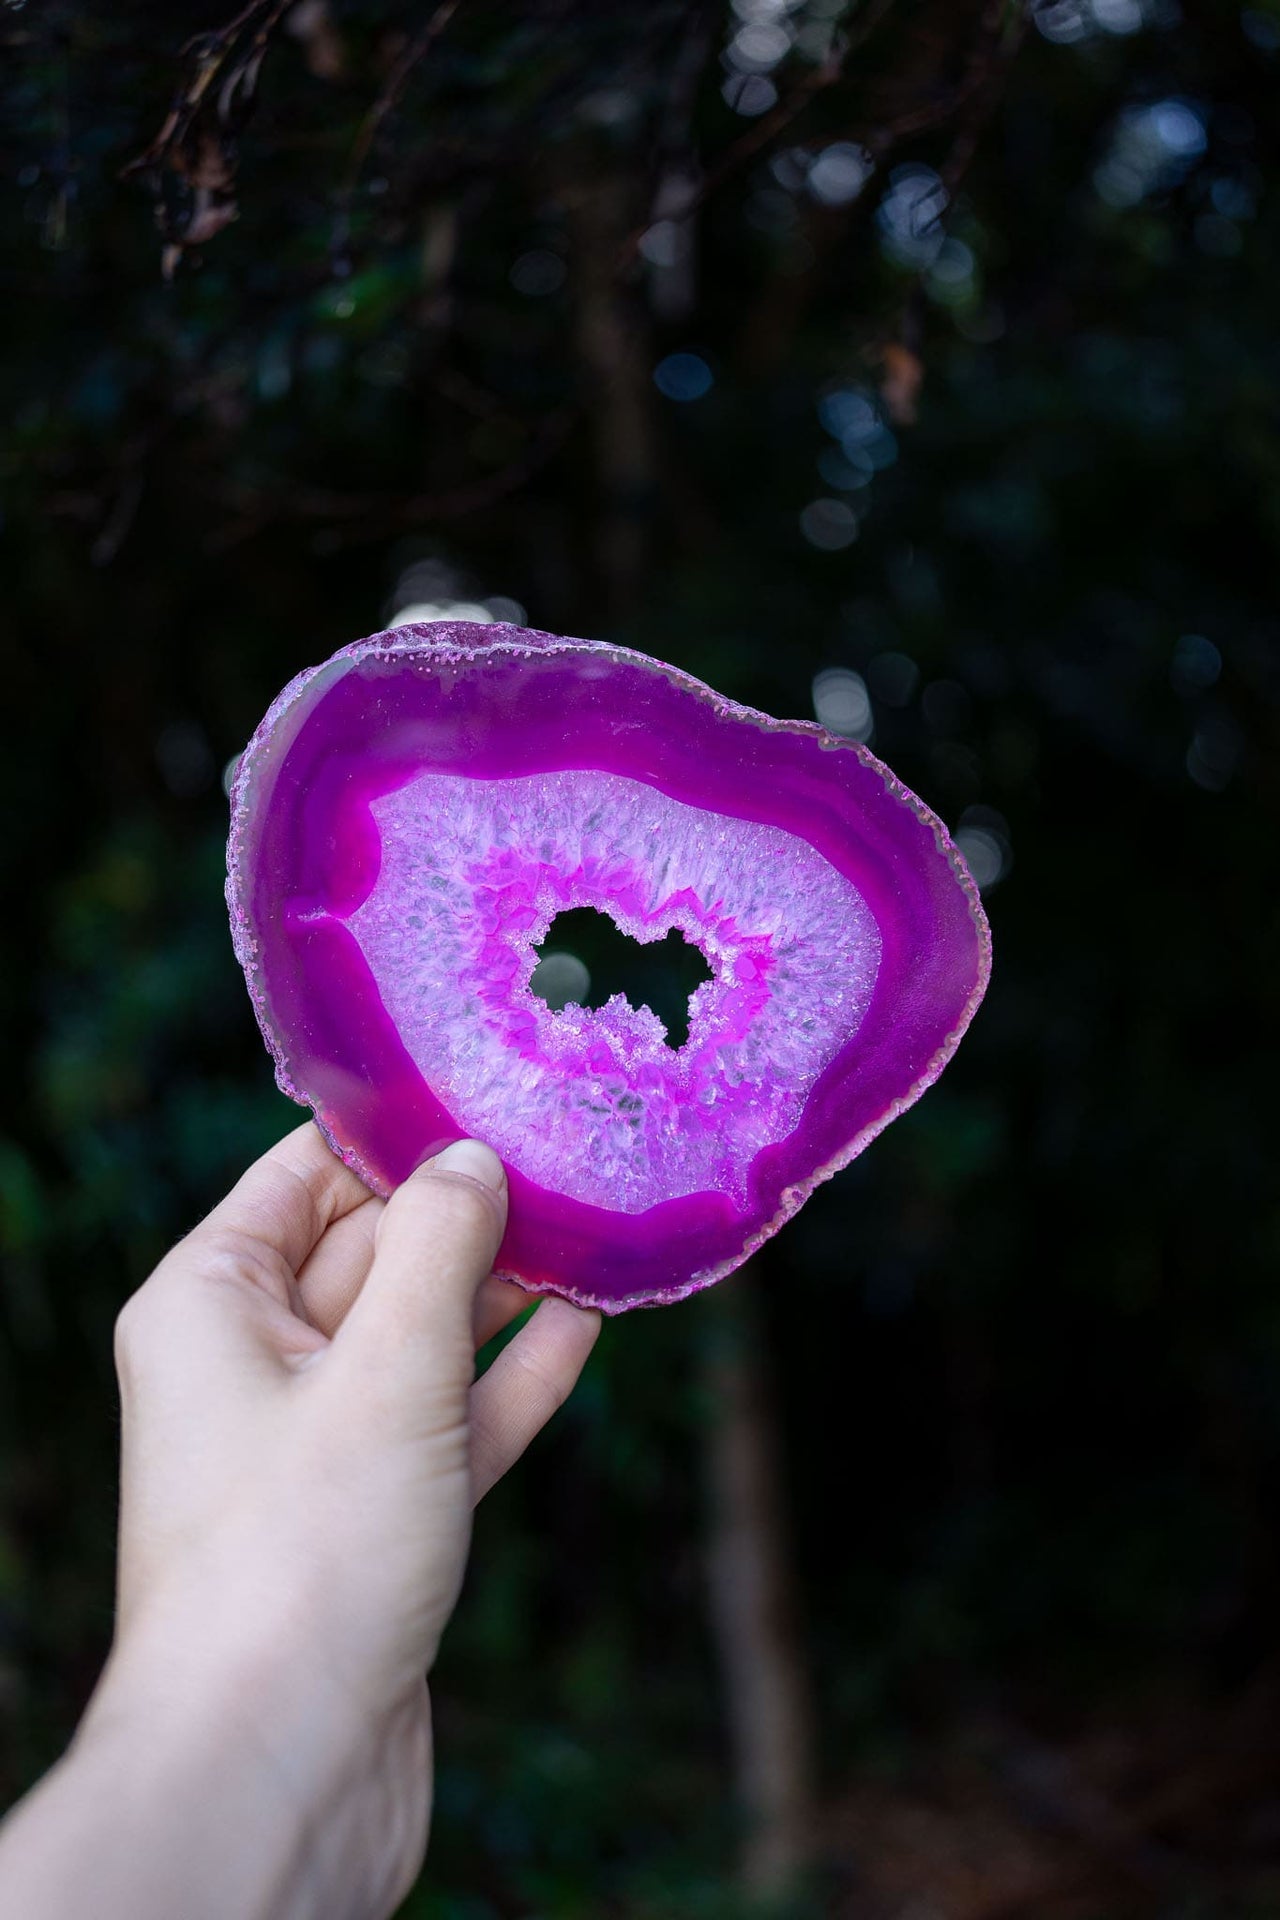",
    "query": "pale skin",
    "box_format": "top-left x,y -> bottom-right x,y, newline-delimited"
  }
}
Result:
0,1125 -> 601,1920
